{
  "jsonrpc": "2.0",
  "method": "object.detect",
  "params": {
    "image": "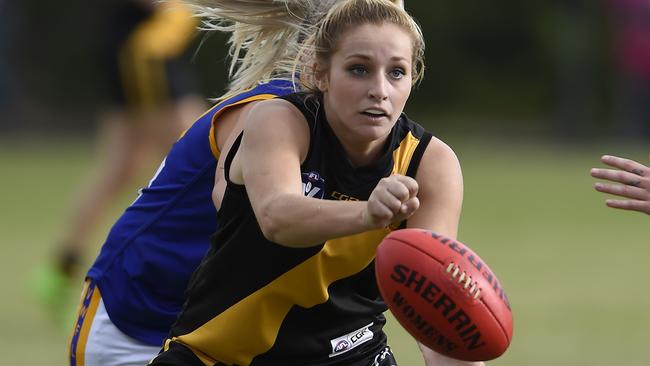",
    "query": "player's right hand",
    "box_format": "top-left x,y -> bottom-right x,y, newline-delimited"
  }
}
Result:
365,174 -> 420,228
